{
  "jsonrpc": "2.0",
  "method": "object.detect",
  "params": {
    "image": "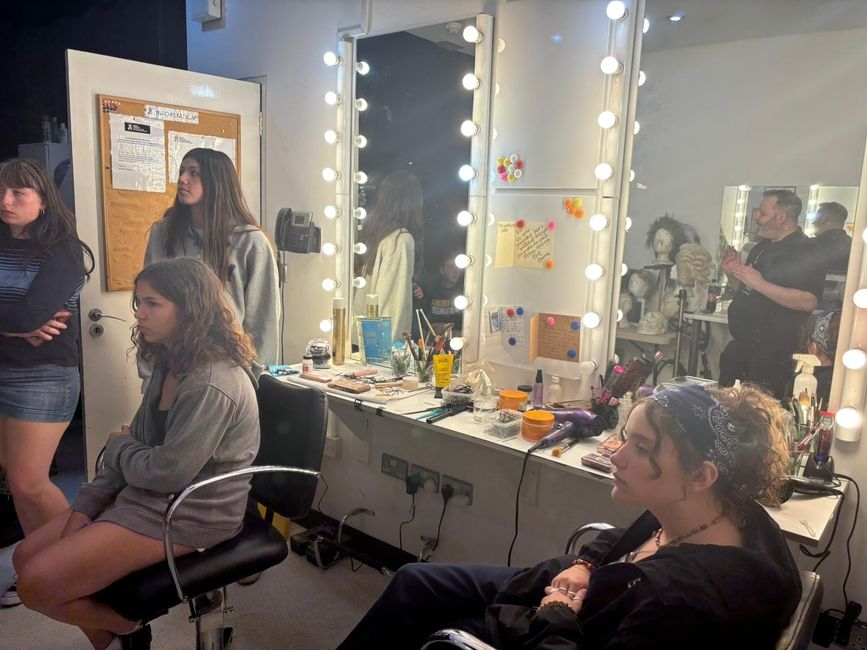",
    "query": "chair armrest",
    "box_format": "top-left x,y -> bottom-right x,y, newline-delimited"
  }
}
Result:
564,522 -> 616,555
422,629 -> 497,650
162,465 -> 321,602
